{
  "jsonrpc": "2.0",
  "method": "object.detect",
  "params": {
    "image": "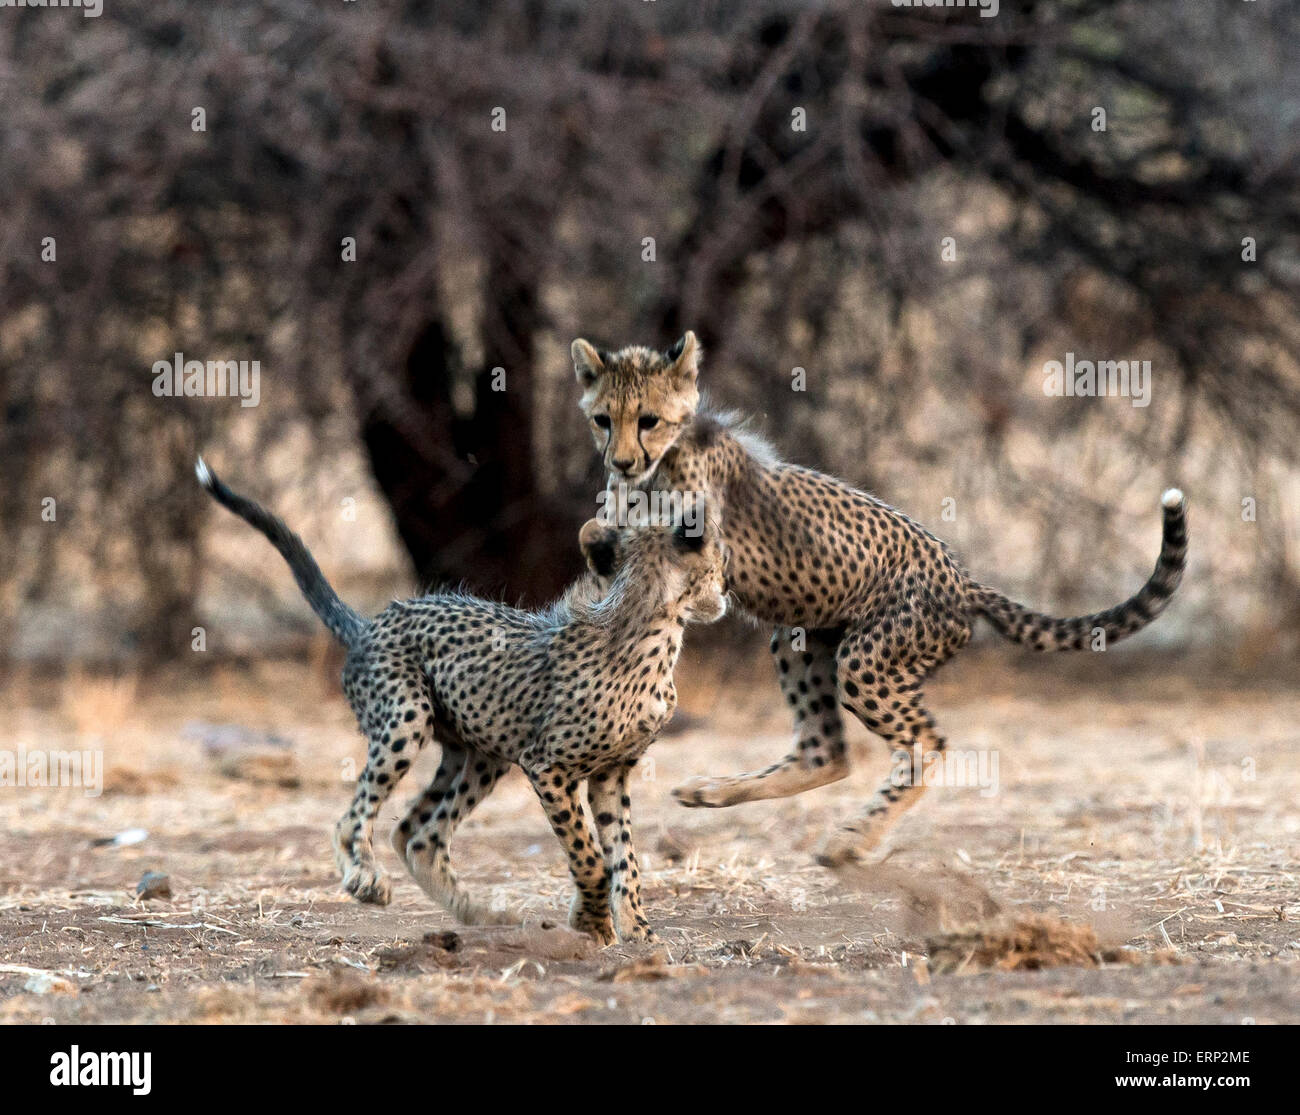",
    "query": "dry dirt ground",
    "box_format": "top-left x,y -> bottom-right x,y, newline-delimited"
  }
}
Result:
1,646 -> 1297,1025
